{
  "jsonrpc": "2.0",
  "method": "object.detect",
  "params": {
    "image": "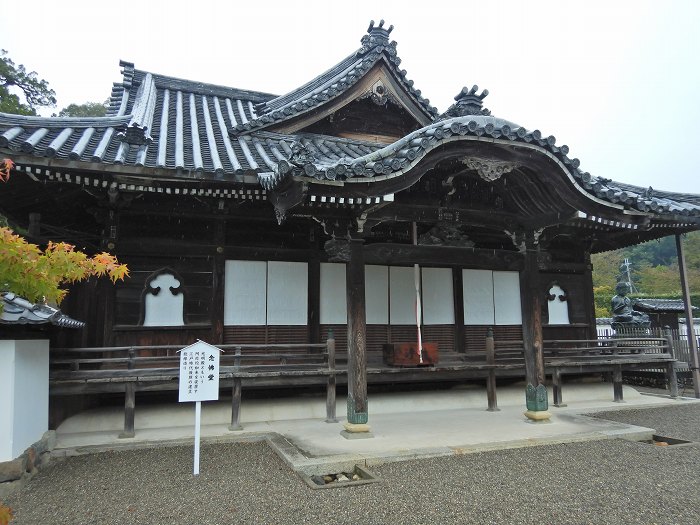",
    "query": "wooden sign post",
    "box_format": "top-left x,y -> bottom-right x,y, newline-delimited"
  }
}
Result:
178,340 -> 222,476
